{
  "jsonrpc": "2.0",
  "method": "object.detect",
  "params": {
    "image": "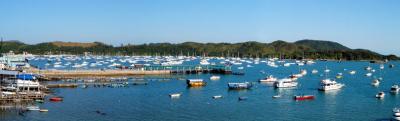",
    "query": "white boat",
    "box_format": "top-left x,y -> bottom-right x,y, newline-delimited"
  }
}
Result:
300,69 -> 307,75
365,73 -> 372,77
169,93 -> 181,98
26,106 -> 40,111
380,64 -> 384,69
349,70 -> 356,75
376,92 -> 385,99
212,95 -> 223,99
274,78 -> 298,88
228,82 -> 253,89
318,79 -> 344,91
393,108 -> 400,121
371,79 -> 380,86
365,66 -> 372,71
200,59 -> 210,65
391,85 -> 400,93
259,75 -> 277,82
311,69 -> 318,74
210,75 -> 221,80
272,95 -> 281,98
